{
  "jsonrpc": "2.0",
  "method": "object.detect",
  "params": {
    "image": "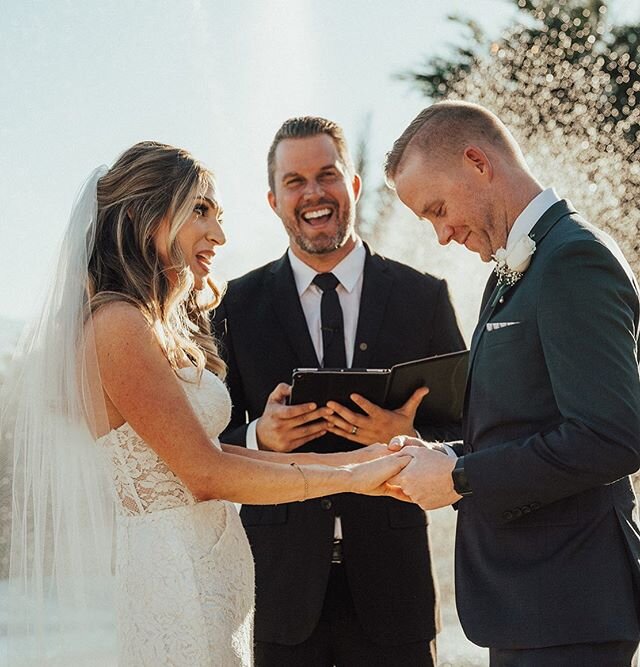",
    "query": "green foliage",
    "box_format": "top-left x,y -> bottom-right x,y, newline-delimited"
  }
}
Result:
399,0 -> 640,272
407,0 -> 638,153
